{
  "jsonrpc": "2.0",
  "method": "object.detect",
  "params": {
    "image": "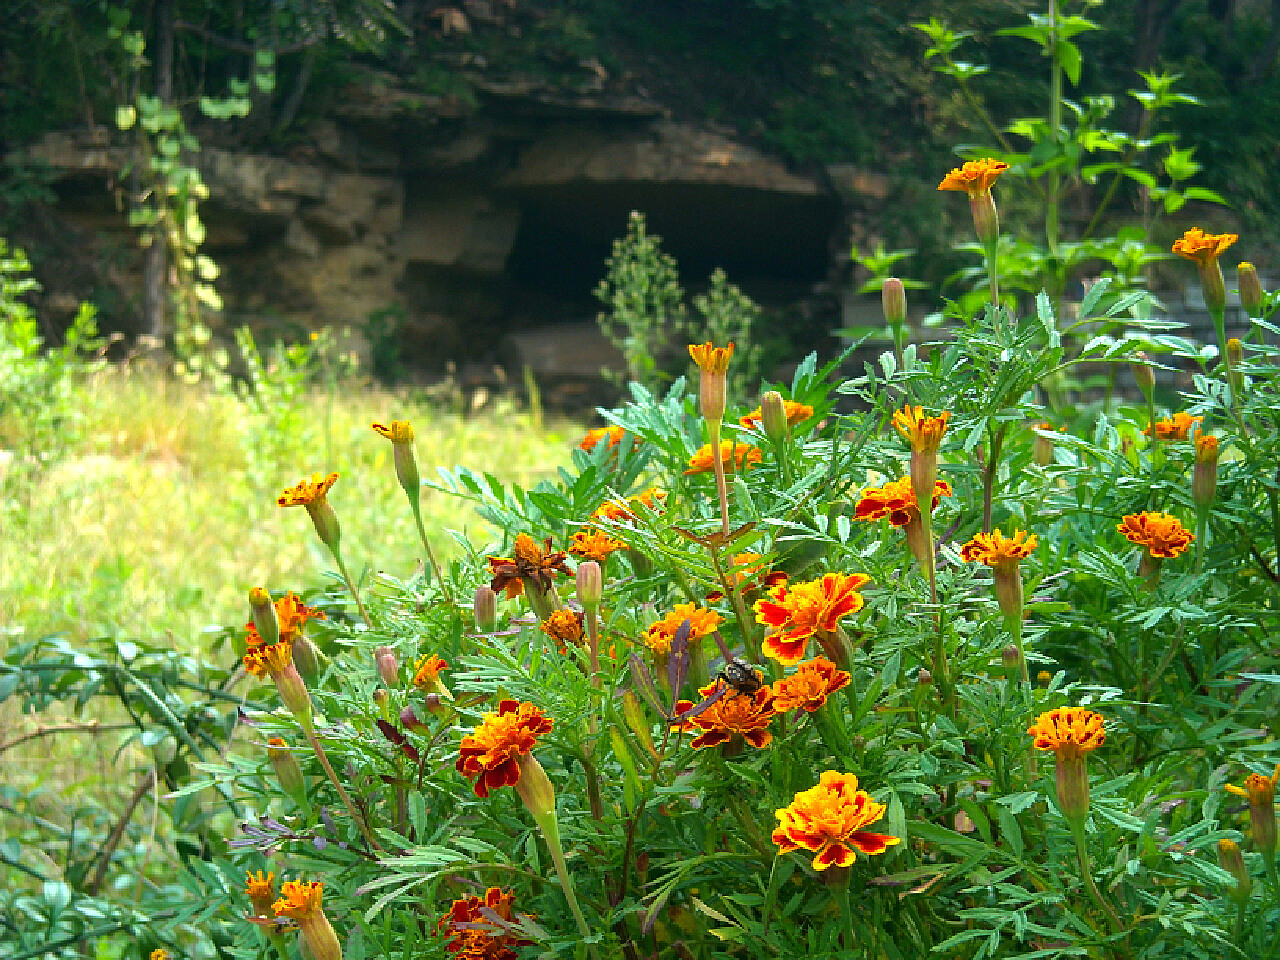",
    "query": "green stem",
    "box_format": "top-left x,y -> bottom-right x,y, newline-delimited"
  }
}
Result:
1007,614 -> 1036,780
982,425 -> 1006,533
331,547 -> 373,629
301,717 -> 381,852
833,871 -> 858,954
411,500 -> 453,605
1070,821 -> 1124,939
536,810 -> 598,958
708,418 -> 732,537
